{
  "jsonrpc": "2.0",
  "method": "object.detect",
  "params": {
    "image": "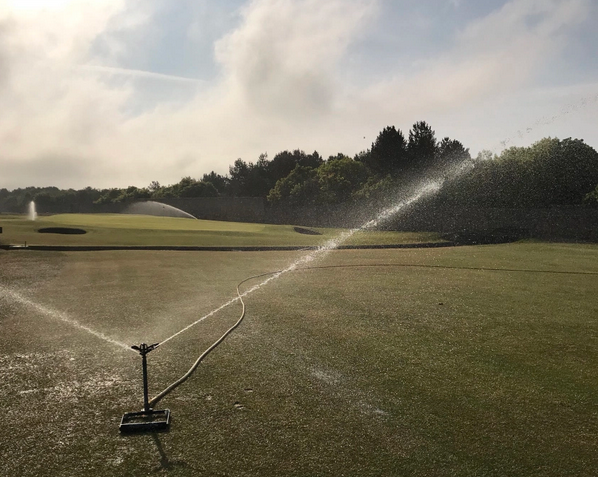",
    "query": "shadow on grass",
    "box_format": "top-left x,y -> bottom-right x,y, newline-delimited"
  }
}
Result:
151,432 -> 192,473
120,429 -> 193,473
